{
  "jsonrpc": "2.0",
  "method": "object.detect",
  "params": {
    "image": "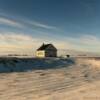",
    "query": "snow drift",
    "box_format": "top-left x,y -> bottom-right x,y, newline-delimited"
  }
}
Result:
0,57 -> 75,73
0,57 -> 100,73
